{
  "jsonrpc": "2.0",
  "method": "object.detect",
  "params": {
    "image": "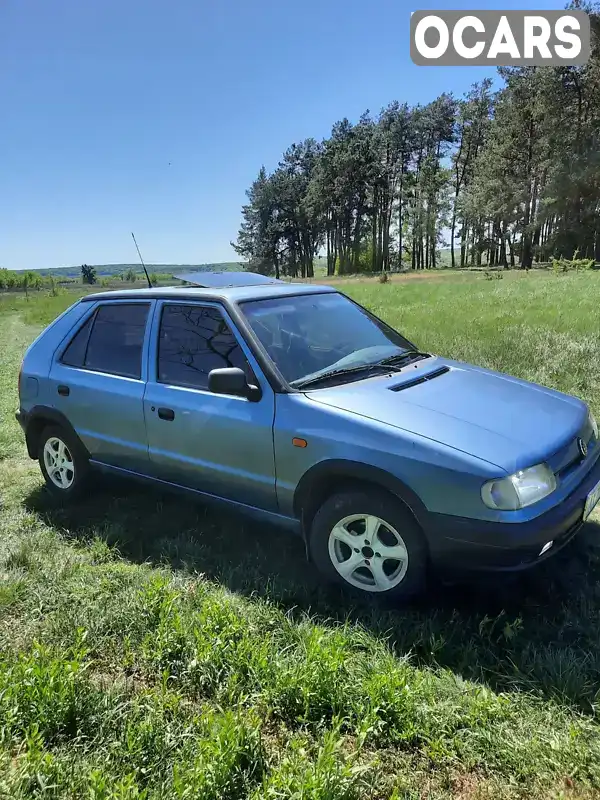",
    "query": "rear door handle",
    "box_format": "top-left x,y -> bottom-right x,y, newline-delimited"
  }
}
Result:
157,407 -> 175,421
57,385 -> 70,396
